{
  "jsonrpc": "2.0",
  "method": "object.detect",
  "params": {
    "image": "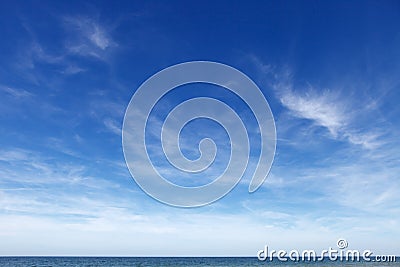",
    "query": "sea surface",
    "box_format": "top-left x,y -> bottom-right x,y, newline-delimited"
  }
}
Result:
0,257 -> 398,267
